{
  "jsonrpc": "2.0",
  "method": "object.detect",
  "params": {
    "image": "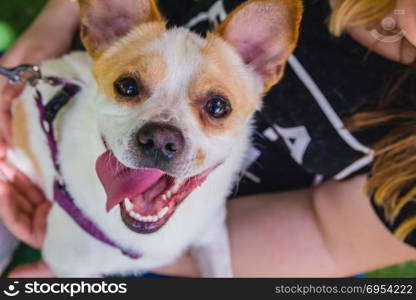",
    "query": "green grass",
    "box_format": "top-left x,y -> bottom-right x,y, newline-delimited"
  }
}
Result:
0,0 -> 47,35
0,0 -> 415,279
366,261 -> 416,278
0,0 -> 47,50
1,245 -> 40,278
